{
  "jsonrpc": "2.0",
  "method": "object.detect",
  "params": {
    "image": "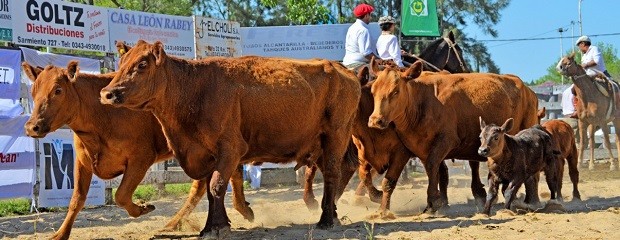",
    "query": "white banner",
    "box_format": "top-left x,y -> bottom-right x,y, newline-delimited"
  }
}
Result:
38,129 -> 105,207
12,0 -> 110,52
108,8 -> 195,58
194,16 -> 241,59
0,48 -> 22,118
0,0 -> 12,42
241,23 -> 380,60
0,115 -> 36,199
